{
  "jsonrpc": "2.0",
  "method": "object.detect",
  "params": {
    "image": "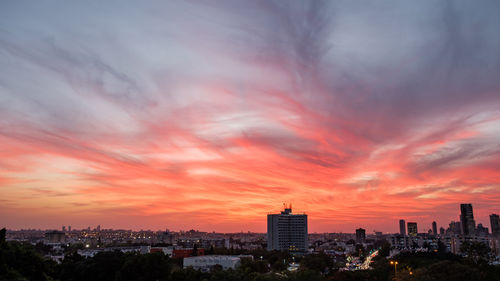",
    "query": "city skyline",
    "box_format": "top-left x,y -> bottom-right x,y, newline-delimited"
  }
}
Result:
3,203 -> 499,235
2,1 -> 500,233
